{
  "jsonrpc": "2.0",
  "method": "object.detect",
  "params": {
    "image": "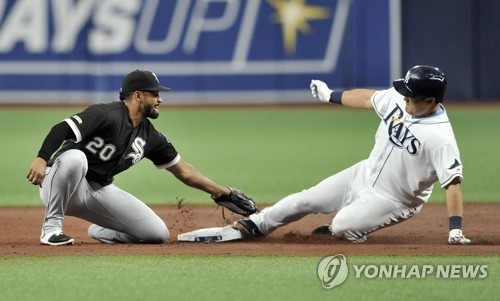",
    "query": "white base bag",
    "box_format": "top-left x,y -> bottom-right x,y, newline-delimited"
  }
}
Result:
177,225 -> 243,242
